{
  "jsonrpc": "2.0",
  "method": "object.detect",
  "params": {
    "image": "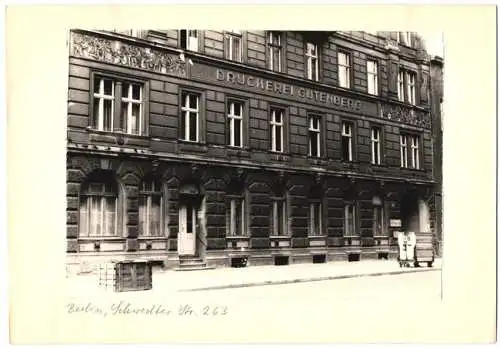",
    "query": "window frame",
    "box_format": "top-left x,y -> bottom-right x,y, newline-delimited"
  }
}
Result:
309,200 -> 325,237
341,120 -> 355,162
366,58 -> 379,96
307,114 -> 322,158
179,29 -> 200,52
266,31 -> 286,73
397,69 -> 405,102
343,202 -> 358,237
269,105 -> 289,154
337,50 -> 352,89
224,30 -> 245,63
225,95 -> 250,149
305,41 -> 320,81
370,126 -> 382,165
372,196 -> 386,237
271,194 -> 289,237
406,70 -> 417,105
178,87 -> 206,144
138,178 -> 165,238
226,193 -> 248,237
78,172 -> 124,240
400,132 -> 421,169
89,71 -> 150,137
